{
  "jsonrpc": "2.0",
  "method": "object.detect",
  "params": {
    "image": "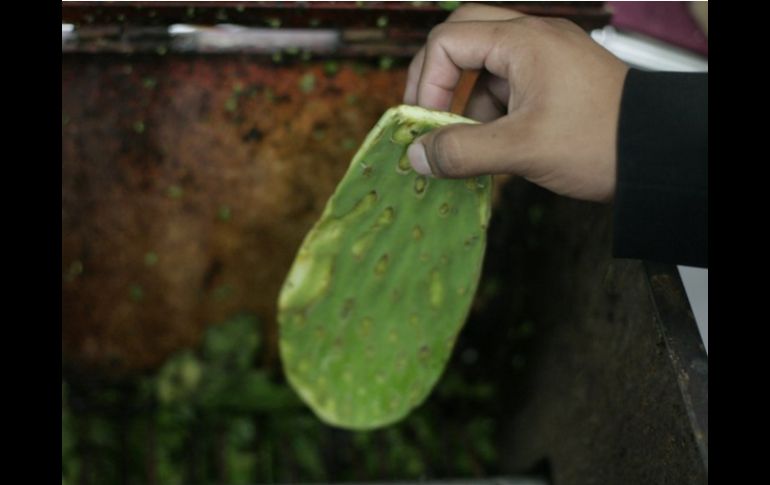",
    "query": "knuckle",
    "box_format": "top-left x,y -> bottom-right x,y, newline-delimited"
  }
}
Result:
552,17 -> 580,31
504,15 -> 563,50
516,15 -> 577,35
427,22 -> 449,43
449,3 -> 475,19
551,17 -> 572,27
515,15 -> 549,30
